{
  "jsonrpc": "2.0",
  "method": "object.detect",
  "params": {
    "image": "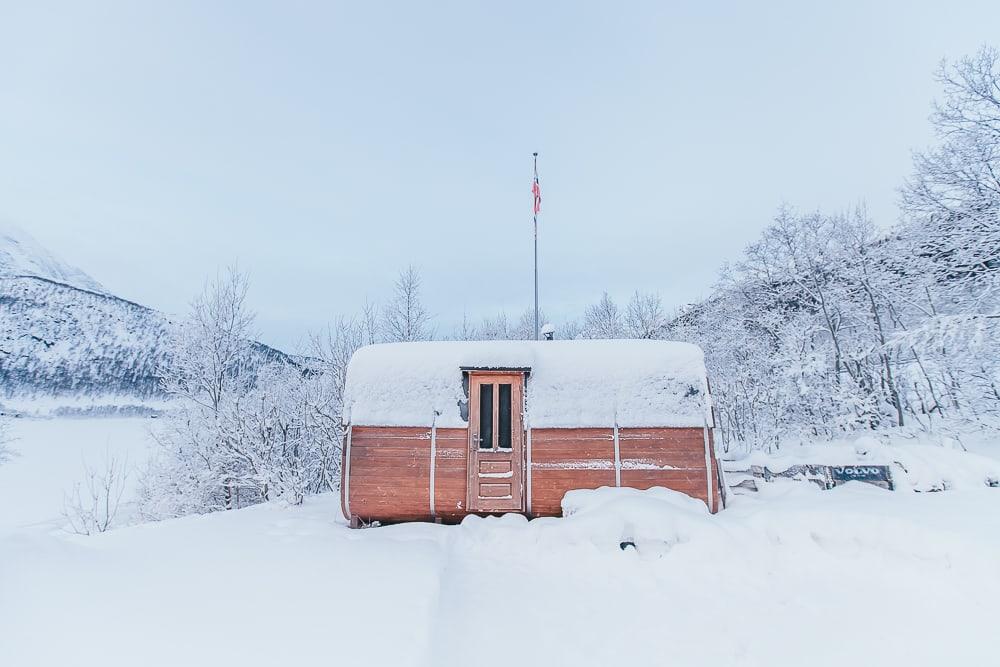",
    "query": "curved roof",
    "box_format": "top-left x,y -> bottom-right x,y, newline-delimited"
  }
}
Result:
343,340 -> 711,429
